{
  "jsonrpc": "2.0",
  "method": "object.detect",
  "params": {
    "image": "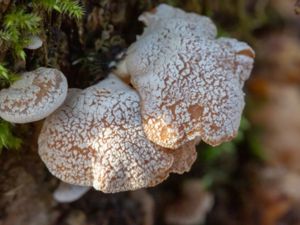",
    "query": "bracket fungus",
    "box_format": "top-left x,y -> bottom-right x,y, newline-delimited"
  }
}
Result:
38,75 -> 196,193
0,67 -> 68,123
115,4 -> 255,149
